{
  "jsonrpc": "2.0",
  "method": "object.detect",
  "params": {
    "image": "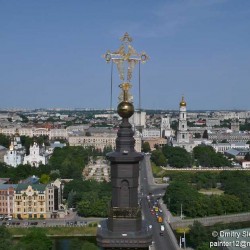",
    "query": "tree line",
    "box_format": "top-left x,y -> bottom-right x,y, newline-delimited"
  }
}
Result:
163,171 -> 250,218
150,145 -> 231,168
